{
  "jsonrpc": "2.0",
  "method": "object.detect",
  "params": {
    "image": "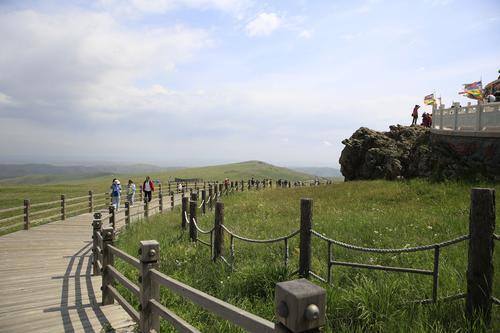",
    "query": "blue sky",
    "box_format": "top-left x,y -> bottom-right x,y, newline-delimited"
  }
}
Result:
0,0 -> 499,167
